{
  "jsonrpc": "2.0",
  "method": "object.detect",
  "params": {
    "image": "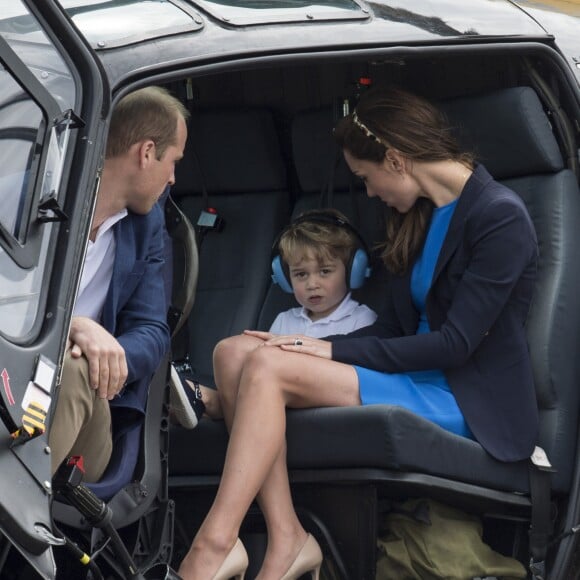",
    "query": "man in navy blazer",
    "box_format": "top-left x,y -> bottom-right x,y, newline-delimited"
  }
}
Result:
48,87 -> 189,482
